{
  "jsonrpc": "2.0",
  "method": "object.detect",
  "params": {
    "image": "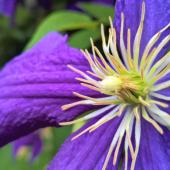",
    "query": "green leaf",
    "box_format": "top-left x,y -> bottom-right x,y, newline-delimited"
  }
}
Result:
69,28 -> 100,49
78,3 -> 114,24
25,10 -> 97,50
